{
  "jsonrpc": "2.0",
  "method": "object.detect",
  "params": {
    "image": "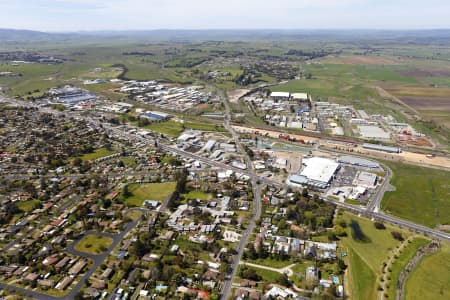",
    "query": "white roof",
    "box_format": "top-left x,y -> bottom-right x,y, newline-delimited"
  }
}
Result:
300,157 -> 340,184
270,91 -> 290,98
291,92 -> 308,100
